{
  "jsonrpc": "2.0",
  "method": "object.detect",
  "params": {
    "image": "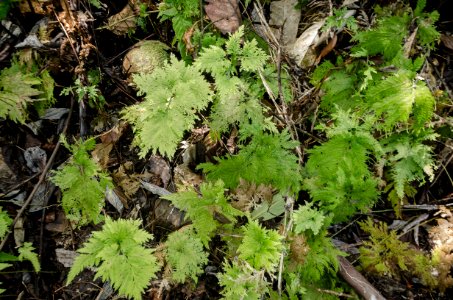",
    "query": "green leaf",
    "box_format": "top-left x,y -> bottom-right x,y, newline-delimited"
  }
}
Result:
383,131 -> 436,199
352,14 -> 410,60
122,55 -> 212,158
18,242 -> 40,272
303,111 -> 381,222
218,260 -> 269,300
0,208 -> 12,240
67,217 -> 160,300
51,138 -> 113,225
165,227 -> 208,283
293,203 -> 326,236
238,220 -> 283,272
163,180 -> 243,246
0,60 -> 43,123
200,130 -> 301,193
